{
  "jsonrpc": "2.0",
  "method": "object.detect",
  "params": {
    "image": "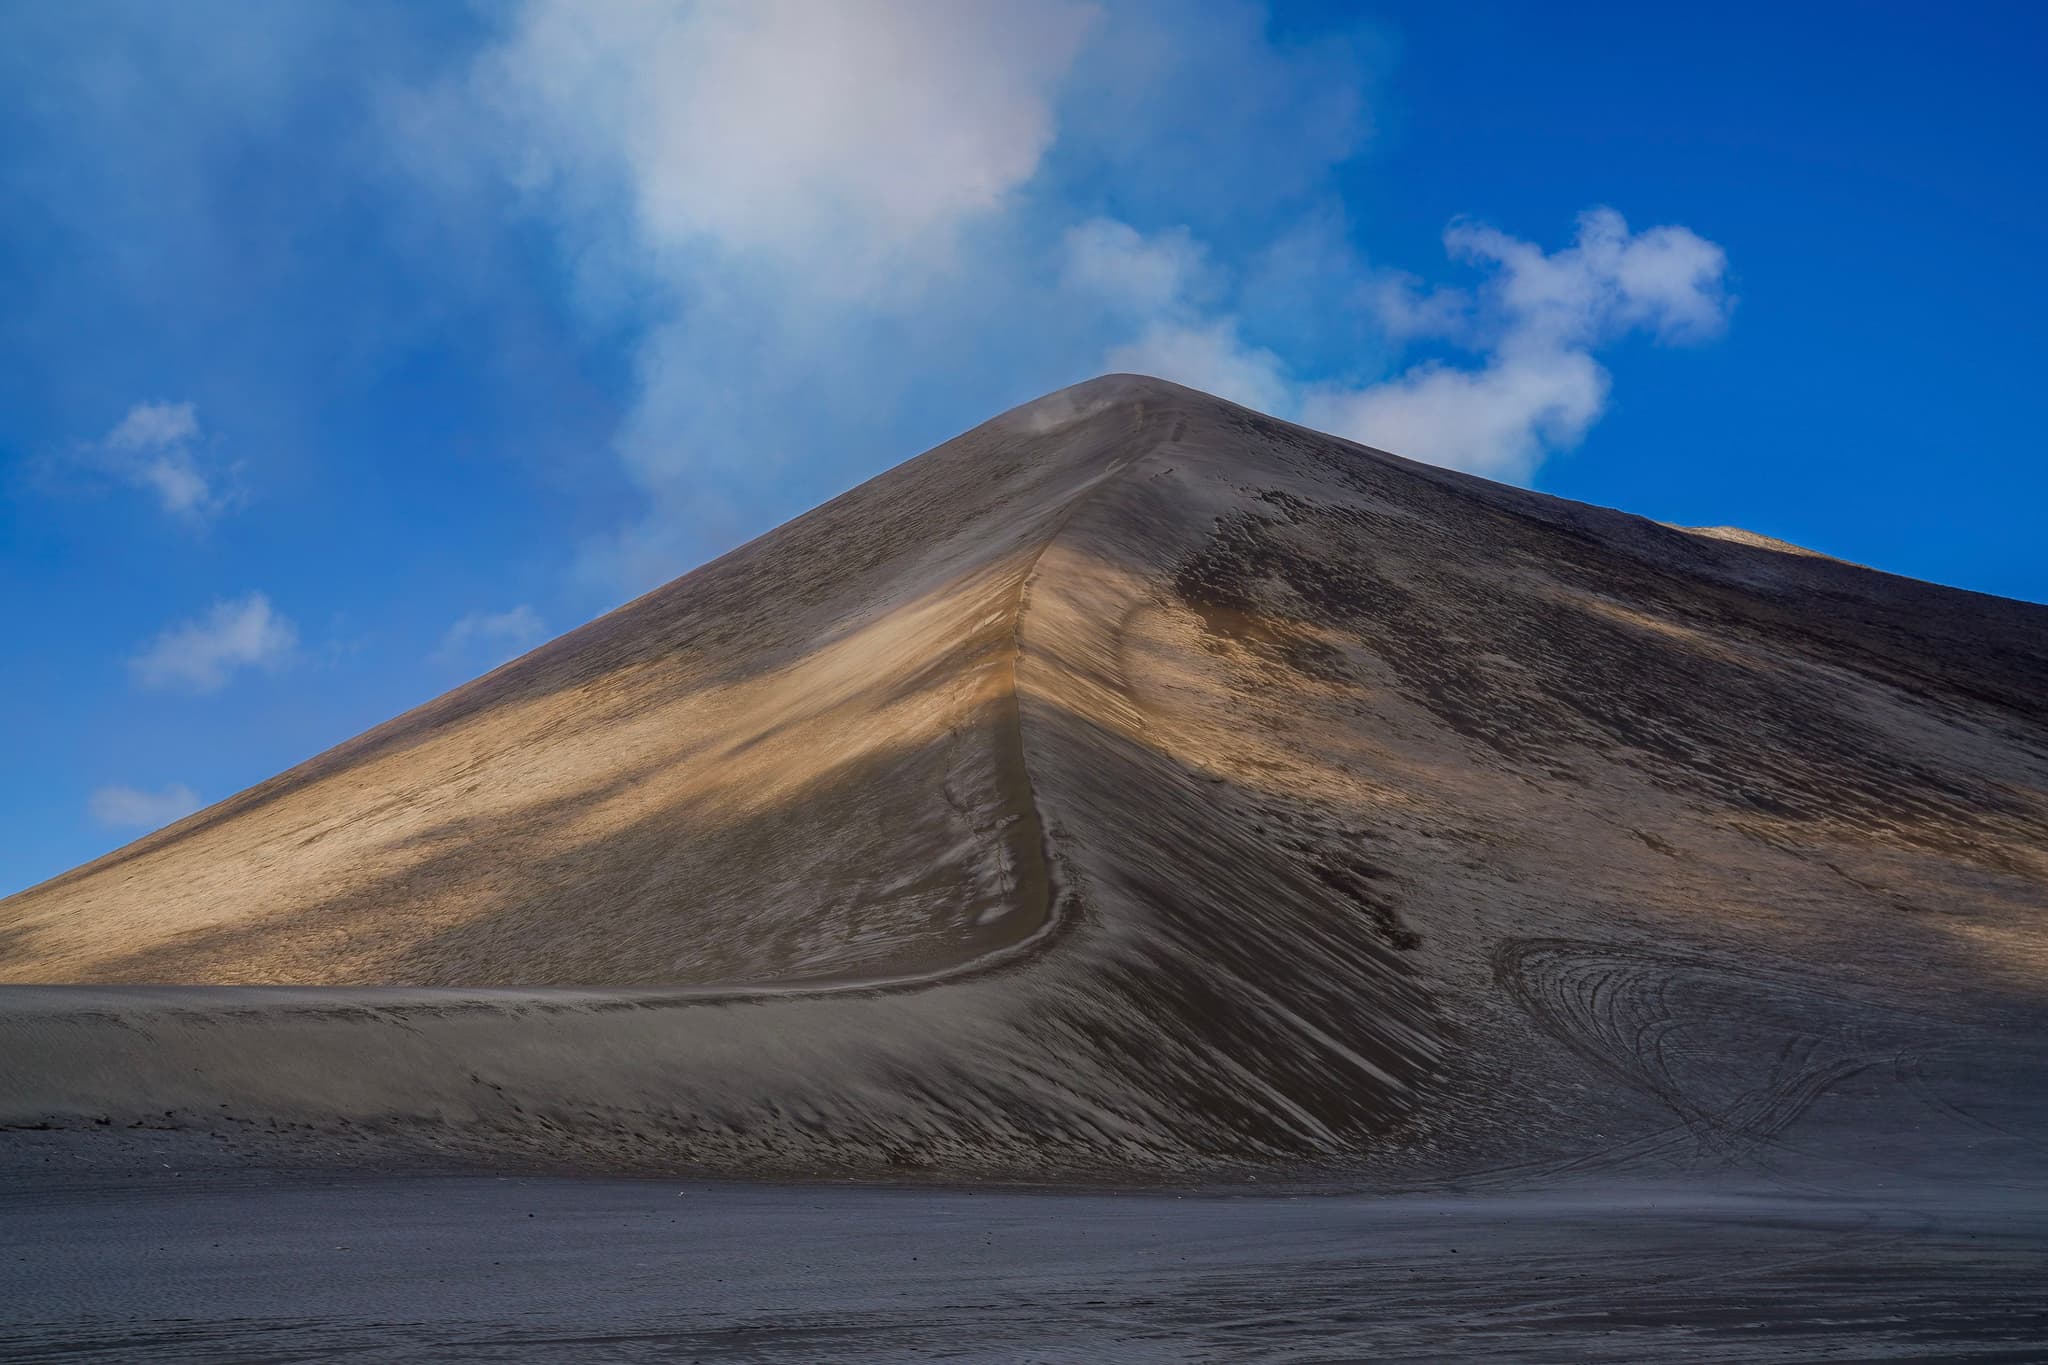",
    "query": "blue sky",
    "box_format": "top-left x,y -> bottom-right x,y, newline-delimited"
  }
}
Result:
3,1 -> 2044,896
